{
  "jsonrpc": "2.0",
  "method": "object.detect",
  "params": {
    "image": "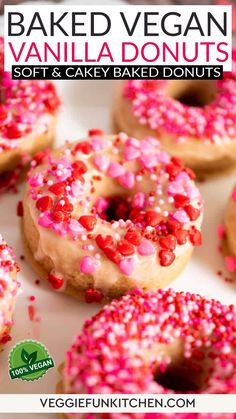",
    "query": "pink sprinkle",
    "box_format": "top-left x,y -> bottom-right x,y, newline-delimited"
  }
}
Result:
231,189 -> 236,201
145,136 -> 160,146
80,256 -> 99,274
140,139 -> 155,155
119,258 -> 135,276
38,212 -> 53,227
225,256 -> 236,272
71,182 -> 83,197
68,219 -> 84,233
156,151 -> 170,164
91,137 -> 108,151
217,224 -> 225,240
124,145 -> 140,161
28,173 -> 44,187
138,239 -> 155,256
118,171 -> 135,189
132,192 -> 146,209
93,155 -> 109,172
108,161 -> 125,178
95,198 -> 109,214
140,154 -> 158,169
172,210 -> 190,224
